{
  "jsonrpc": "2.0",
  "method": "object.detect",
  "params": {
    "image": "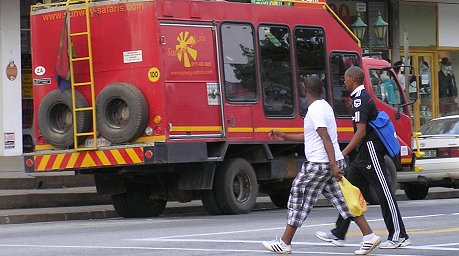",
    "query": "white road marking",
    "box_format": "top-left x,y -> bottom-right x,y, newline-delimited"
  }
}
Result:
422,242 -> 459,247
0,244 -> 434,256
128,237 -> 459,252
127,212 -> 459,254
152,222 -> 334,239
145,212 -> 459,240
